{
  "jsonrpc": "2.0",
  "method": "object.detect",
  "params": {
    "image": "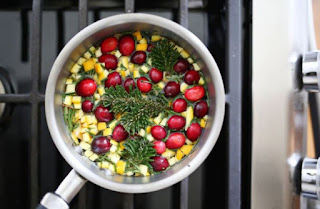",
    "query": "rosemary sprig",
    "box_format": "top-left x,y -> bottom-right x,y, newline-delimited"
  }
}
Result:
149,39 -> 180,73
122,136 -> 156,174
101,85 -> 168,134
63,106 -> 77,132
